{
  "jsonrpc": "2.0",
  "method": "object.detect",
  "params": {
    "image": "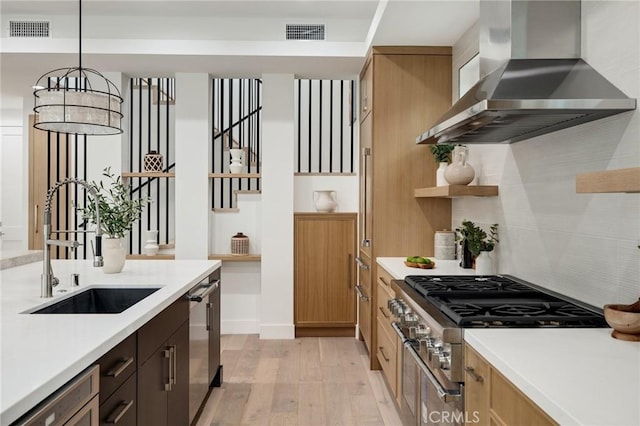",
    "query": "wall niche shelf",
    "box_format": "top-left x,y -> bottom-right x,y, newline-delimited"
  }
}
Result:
414,185 -> 499,198
208,254 -> 261,262
122,172 -> 175,178
576,167 -> 640,193
126,254 -> 175,260
209,173 -> 261,179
